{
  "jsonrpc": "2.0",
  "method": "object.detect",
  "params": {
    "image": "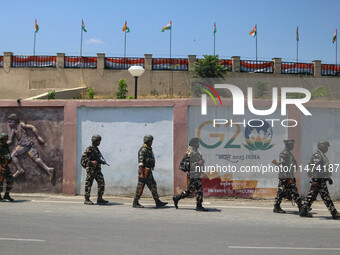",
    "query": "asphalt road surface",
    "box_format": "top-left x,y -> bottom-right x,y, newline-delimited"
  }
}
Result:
1,194 -> 340,255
